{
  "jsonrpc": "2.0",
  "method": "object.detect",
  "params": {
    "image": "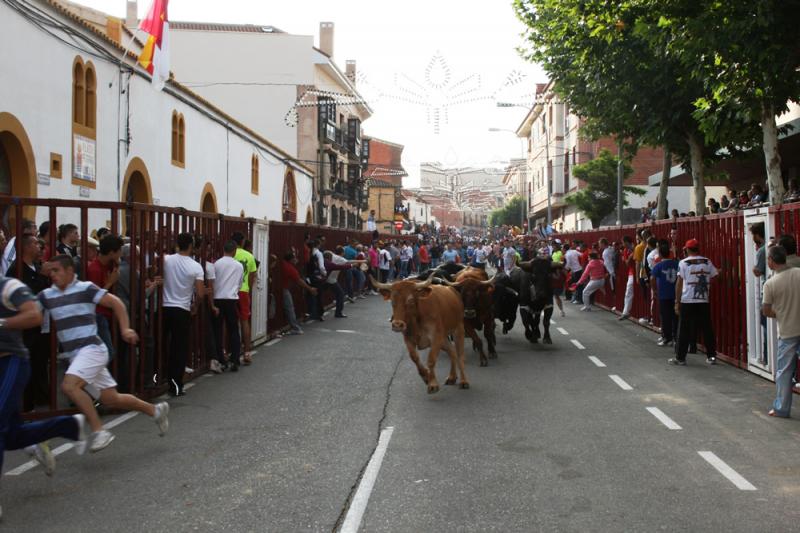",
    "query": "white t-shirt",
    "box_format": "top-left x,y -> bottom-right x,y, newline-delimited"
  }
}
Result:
208,256 -> 244,300
564,249 -> 583,273
379,249 -> 392,270
678,255 -> 718,304
327,254 -> 348,284
646,248 -> 660,270
602,247 -> 615,273
163,254 -> 204,311
502,246 -> 517,273
1,237 -> 17,275
474,246 -> 488,264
